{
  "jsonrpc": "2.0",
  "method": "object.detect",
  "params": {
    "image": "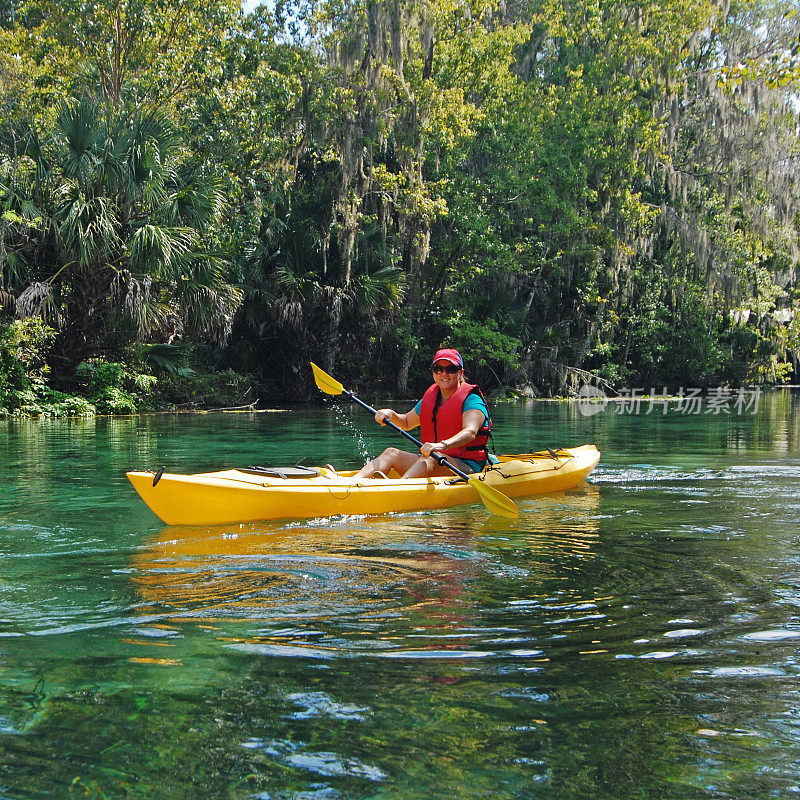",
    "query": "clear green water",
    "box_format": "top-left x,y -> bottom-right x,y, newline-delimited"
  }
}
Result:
1,391 -> 799,799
